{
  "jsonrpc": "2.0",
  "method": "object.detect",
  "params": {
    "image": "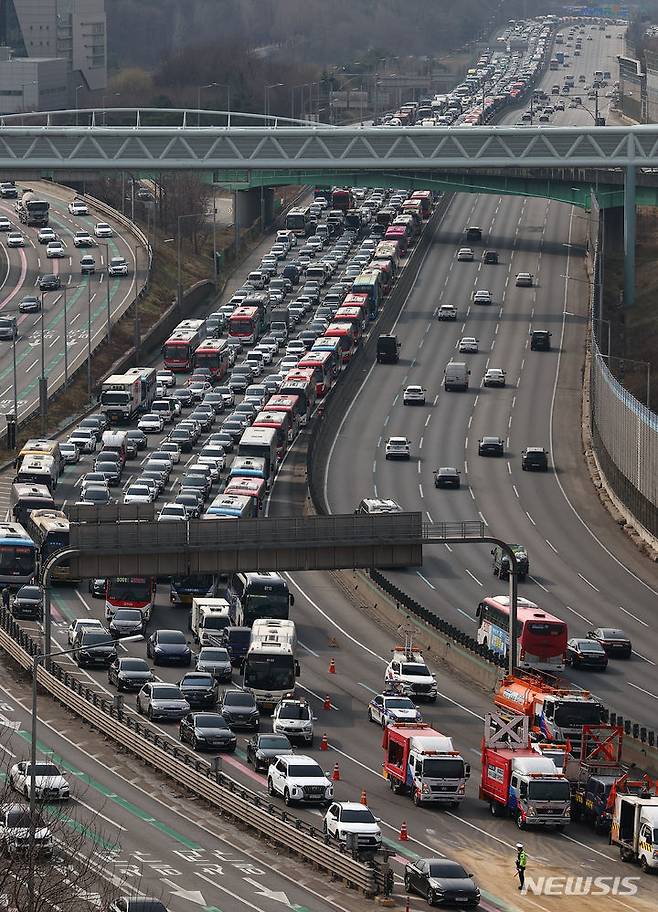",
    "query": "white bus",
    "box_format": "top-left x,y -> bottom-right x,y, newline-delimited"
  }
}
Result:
242,619 -> 300,709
